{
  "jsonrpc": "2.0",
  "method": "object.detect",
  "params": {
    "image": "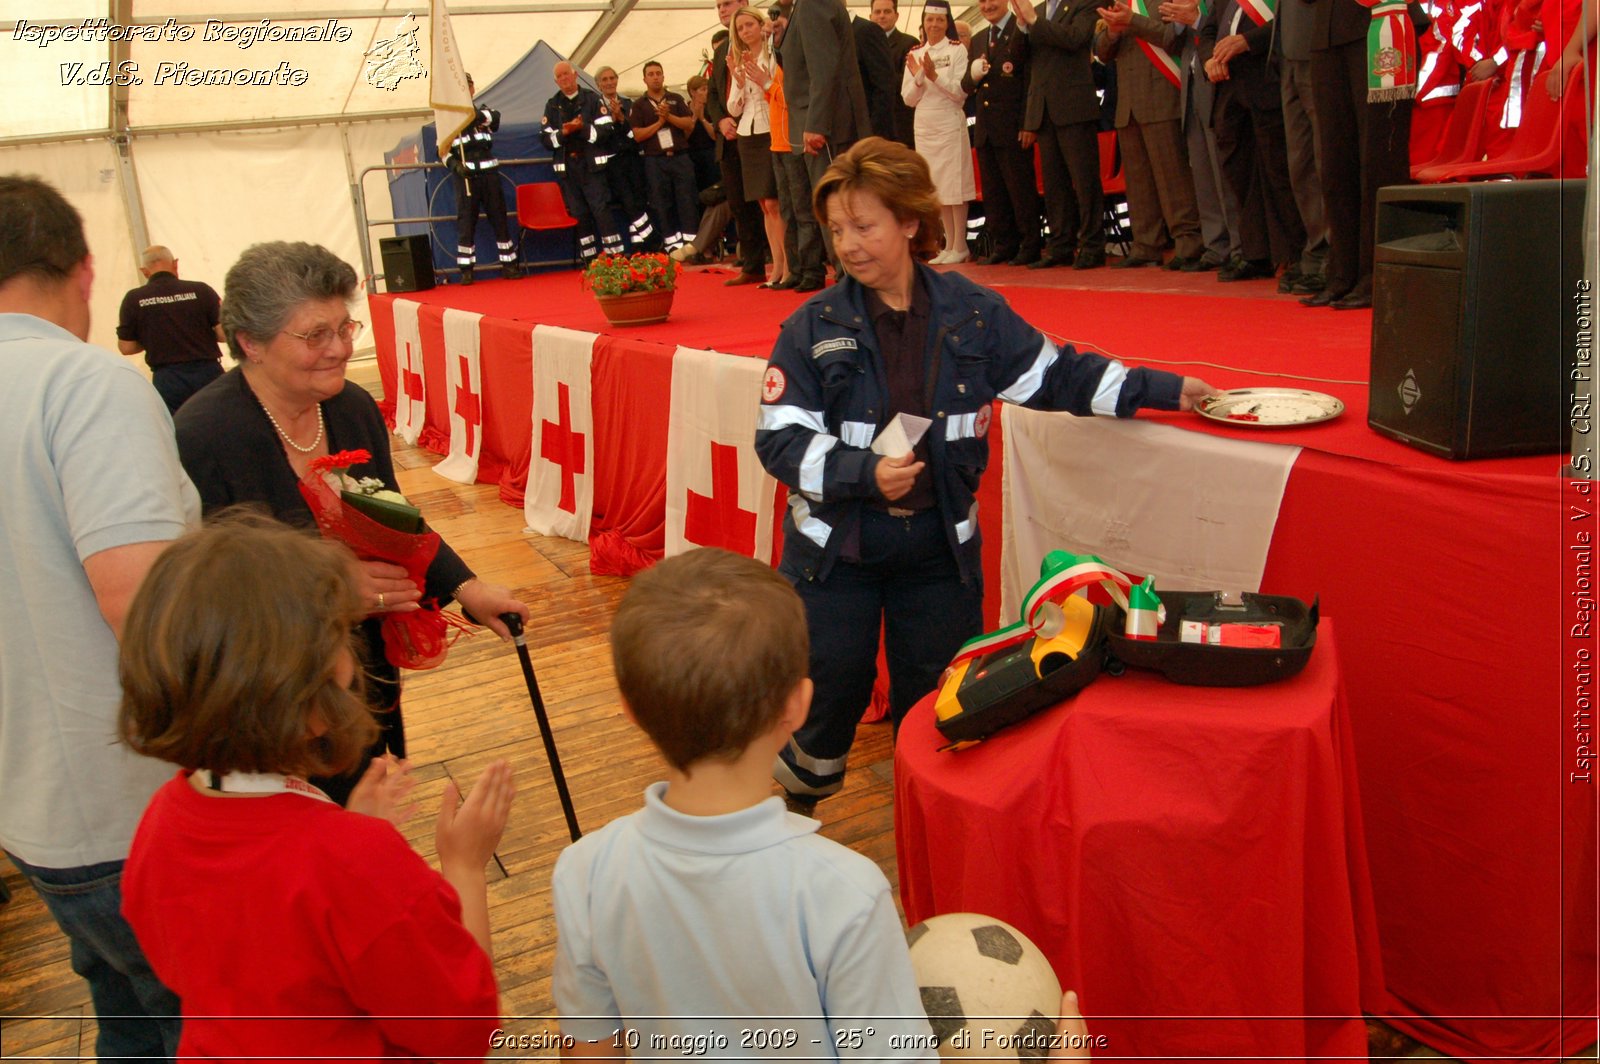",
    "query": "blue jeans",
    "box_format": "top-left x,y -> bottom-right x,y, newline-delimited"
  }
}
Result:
7,854 -> 179,1063
150,360 -> 222,416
